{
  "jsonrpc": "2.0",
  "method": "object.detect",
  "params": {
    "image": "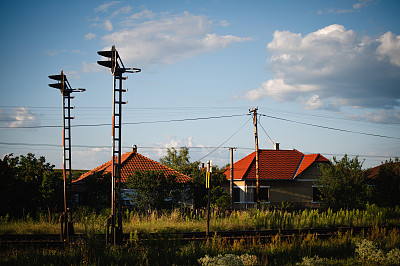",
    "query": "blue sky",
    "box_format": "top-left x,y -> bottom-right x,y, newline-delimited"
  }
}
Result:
0,0 -> 399,170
